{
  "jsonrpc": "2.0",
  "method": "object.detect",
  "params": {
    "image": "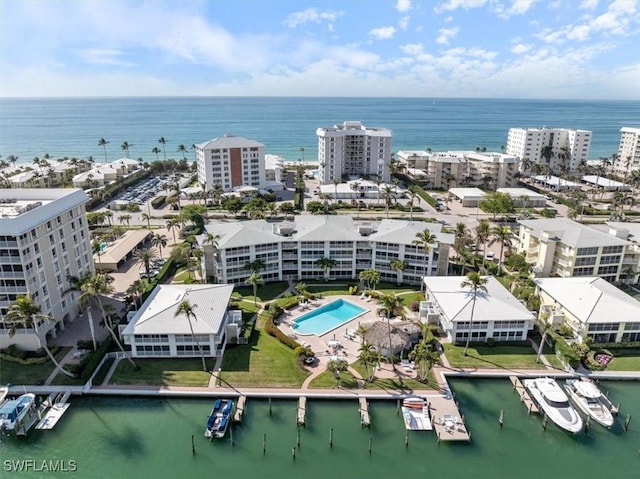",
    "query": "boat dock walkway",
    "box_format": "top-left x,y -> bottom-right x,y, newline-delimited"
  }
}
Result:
297,397 -> 306,426
510,376 -> 539,414
233,395 -> 246,423
35,391 -> 73,431
428,394 -> 471,442
359,397 -> 370,427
